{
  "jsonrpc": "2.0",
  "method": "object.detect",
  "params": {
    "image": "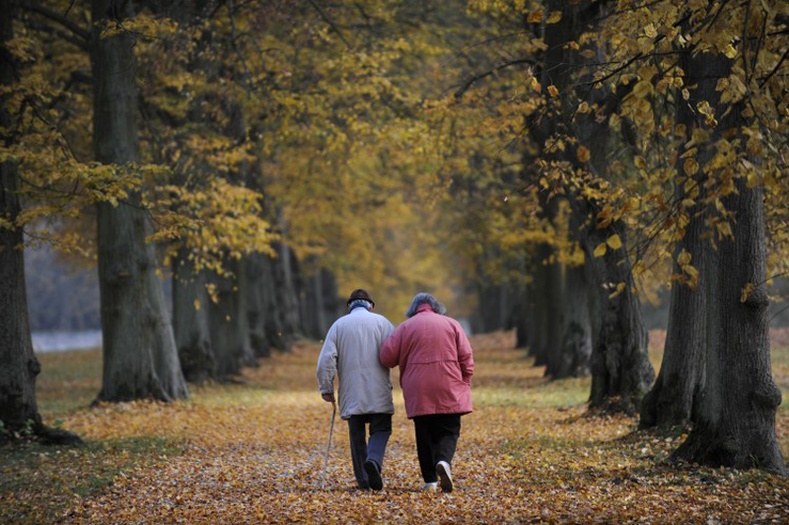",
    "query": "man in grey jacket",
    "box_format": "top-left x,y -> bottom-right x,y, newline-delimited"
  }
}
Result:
316,289 -> 395,491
